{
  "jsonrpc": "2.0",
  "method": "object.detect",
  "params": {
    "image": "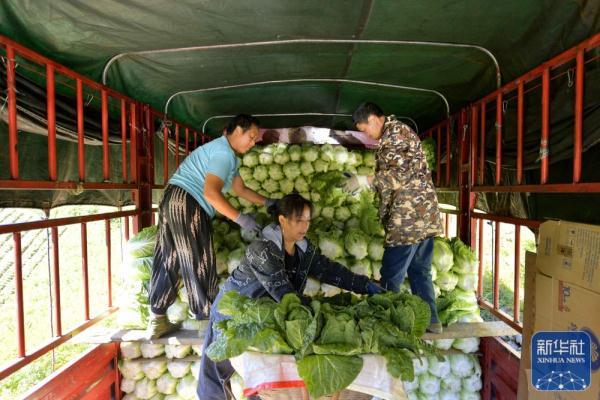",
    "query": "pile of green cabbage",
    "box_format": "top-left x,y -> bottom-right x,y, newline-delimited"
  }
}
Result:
119,342 -> 202,400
